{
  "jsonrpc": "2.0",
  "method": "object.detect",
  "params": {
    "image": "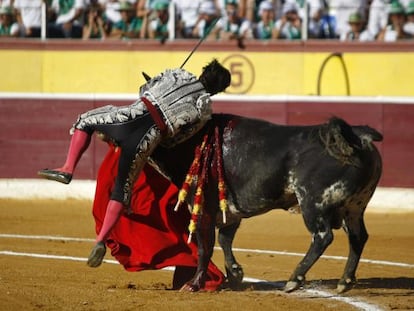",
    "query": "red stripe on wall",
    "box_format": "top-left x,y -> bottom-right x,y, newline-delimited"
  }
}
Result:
1,97 -> 413,188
